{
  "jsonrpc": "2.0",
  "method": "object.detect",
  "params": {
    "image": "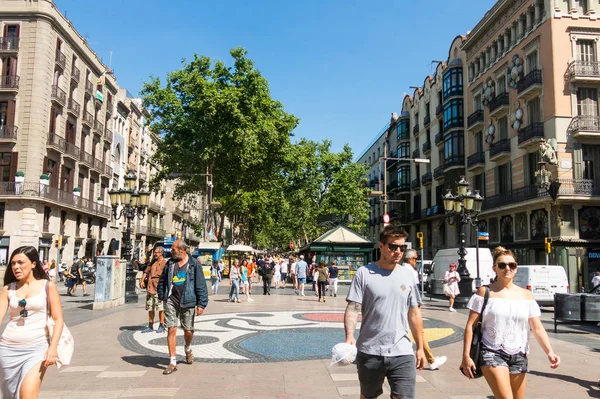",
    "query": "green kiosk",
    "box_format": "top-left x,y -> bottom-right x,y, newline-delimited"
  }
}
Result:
301,226 -> 374,283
